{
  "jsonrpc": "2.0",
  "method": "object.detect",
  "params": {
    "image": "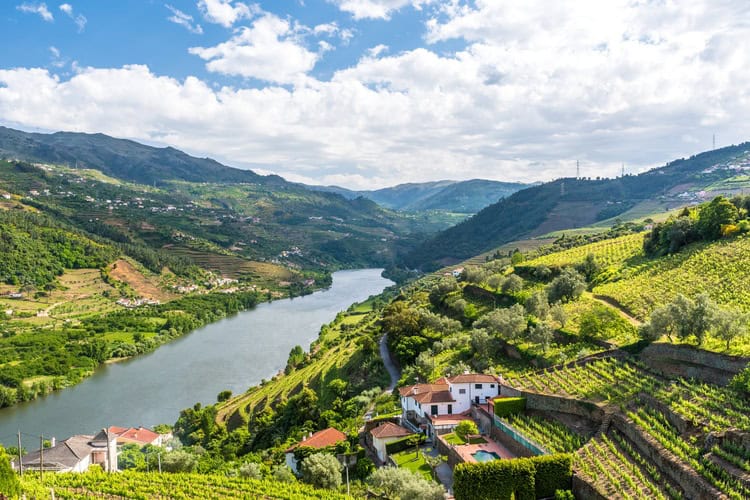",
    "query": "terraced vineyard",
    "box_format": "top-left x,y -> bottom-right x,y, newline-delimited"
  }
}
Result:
595,236 -> 750,320
627,407 -> 750,499
575,432 -> 683,500
20,470 -> 351,499
653,379 -> 750,432
507,357 -> 661,403
523,233 -> 644,270
503,414 -> 587,453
